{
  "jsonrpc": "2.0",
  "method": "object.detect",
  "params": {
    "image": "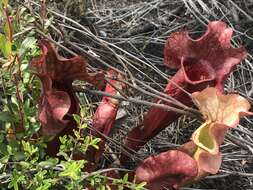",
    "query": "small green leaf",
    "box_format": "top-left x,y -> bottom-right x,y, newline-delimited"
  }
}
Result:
38,158 -> 59,168
74,129 -> 81,139
19,161 -> 30,169
0,155 -> 9,164
56,151 -> 70,161
123,173 -> 128,183
7,145 -> 12,155
14,152 -> 26,161
4,22 -> 11,40
0,134 -> 4,143
0,111 -> 17,122
136,182 -> 147,189
0,162 -> 4,170
19,7 -> 26,15
22,140 -> 38,157
35,182 -> 52,190
25,15 -> 36,23
80,123 -> 88,129
8,169 -> 25,190
59,136 -> 67,145
73,114 -> 80,124
19,36 -> 37,56
59,160 -> 85,180
0,34 -> 12,58
44,17 -> 54,29
90,138 -> 101,149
